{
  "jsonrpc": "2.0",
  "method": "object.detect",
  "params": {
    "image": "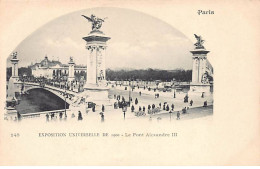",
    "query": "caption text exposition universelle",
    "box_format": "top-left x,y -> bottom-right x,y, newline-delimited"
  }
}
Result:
38,132 -> 178,137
